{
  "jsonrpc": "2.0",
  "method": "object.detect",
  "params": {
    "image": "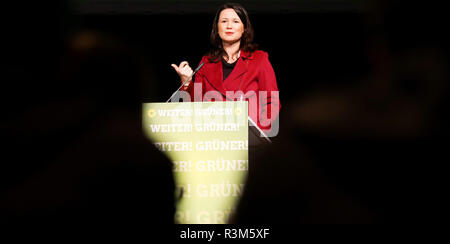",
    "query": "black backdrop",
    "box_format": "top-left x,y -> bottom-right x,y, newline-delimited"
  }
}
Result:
3,0 -> 449,225
77,11 -> 369,104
